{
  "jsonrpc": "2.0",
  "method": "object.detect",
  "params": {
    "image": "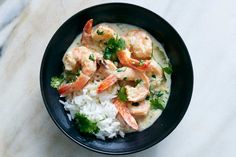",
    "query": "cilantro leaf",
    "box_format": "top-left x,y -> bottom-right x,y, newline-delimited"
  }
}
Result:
63,71 -> 77,83
74,112 -> 99,134
89,54 -> 95,61
148,88 -> 166,110
139,60 -> 144,66
118,86 -> 128,102
116,67 -> 126,72
103,37 -> 126,61
96,30 -> 104,35
104,47 -> 117,61
163,66 -> 173,75
50,76 -> 64,88
150,98 -> 165,110
135,79 -> 142,86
